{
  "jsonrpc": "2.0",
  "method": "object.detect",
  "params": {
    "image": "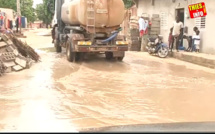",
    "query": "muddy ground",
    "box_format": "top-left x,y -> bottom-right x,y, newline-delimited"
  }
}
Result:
0,29 -> 215,132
